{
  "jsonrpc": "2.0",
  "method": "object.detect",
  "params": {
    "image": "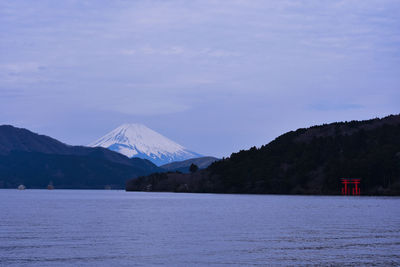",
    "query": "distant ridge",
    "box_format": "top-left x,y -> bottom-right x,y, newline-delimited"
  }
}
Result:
89,123 -> 202,166
0,125 -> 160,189
160,157 -> 219,173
